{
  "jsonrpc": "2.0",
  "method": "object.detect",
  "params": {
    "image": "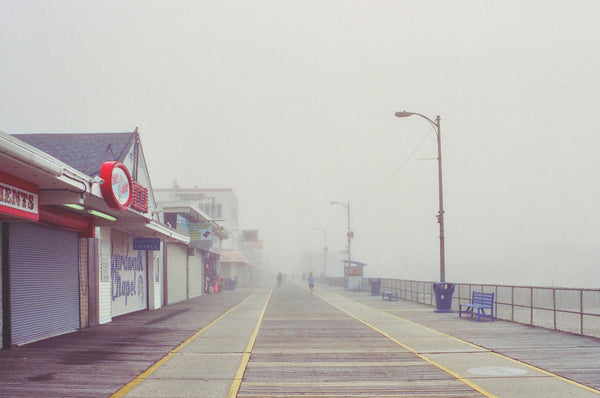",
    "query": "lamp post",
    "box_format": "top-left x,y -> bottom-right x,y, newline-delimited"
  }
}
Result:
330,201 -> 351,268
395,111 -> 453,312
313,227 -> 327,276
394,111 -> 445,281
